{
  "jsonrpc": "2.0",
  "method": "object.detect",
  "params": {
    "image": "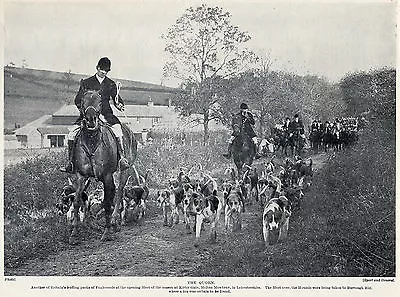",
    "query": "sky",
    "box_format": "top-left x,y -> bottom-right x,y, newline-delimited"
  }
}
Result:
2,0 -> 397,87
